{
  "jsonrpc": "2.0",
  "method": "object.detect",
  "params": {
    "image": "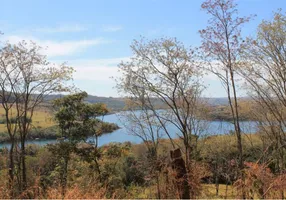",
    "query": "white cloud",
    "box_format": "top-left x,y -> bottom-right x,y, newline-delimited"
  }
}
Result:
102,25 -> 123,32
52,58 -> 246,98
52,57 -> 129,96
60,57 -> 130,81
33,24 -> 88,33
5,35 -> 111,57
204,72 -> 219,81
68,57 -> 129,68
